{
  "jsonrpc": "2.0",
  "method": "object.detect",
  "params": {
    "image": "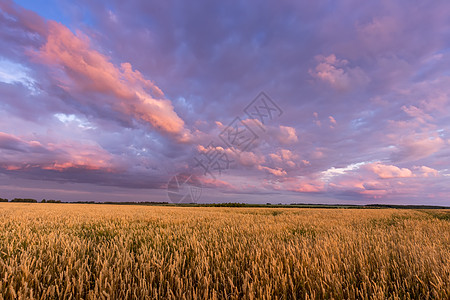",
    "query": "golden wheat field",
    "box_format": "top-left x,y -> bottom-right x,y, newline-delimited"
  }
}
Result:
0,203 -> 449,299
